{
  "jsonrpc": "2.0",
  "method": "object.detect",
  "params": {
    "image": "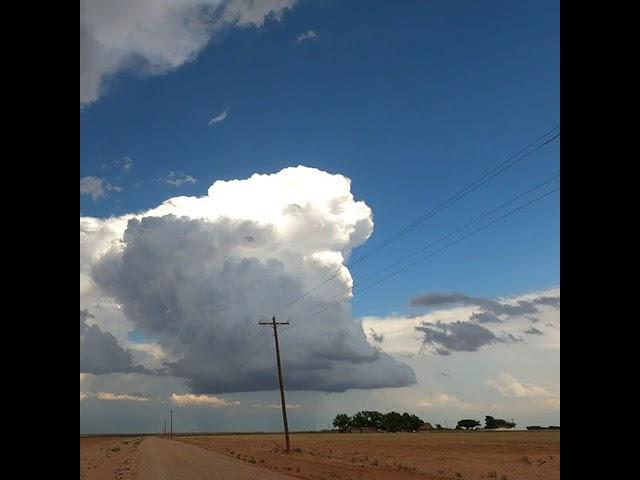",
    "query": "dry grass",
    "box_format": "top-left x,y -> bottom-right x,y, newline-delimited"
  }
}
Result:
178,430 -> 560,480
